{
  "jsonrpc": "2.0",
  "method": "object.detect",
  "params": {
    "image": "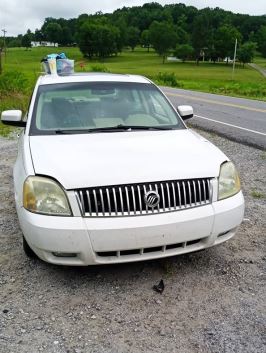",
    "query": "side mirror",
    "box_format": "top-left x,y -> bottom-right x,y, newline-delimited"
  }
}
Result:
1,110 -> 26,127
177,105 -> 194,120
